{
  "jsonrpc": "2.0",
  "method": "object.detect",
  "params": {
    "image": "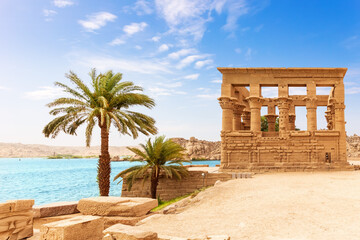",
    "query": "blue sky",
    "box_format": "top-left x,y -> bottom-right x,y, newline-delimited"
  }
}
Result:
0,0 -> 360,146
